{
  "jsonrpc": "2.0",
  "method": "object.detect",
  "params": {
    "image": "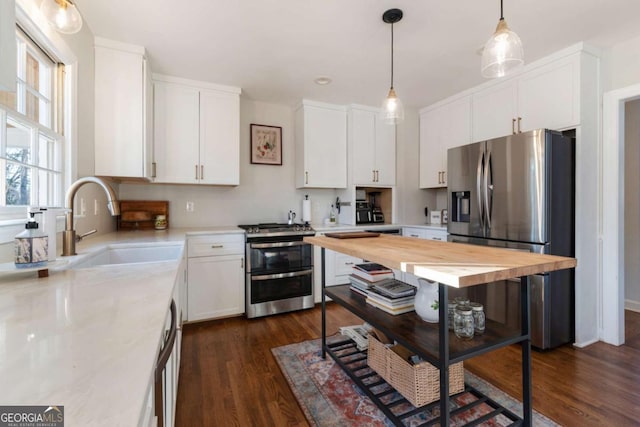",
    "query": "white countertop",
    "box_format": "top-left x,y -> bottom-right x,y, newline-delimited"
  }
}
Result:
0,227 -> 248,426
